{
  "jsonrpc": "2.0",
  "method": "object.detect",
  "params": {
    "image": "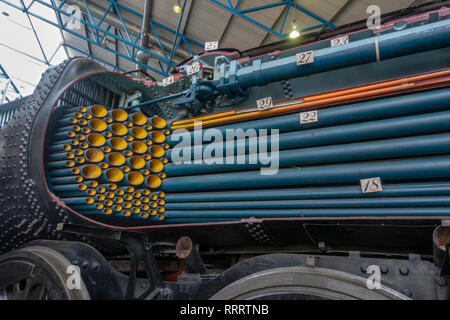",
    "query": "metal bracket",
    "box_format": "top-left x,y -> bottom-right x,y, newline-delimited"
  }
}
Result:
441,244 -> 450,277
57,223 -> 172,300
244,220 -> 281,246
